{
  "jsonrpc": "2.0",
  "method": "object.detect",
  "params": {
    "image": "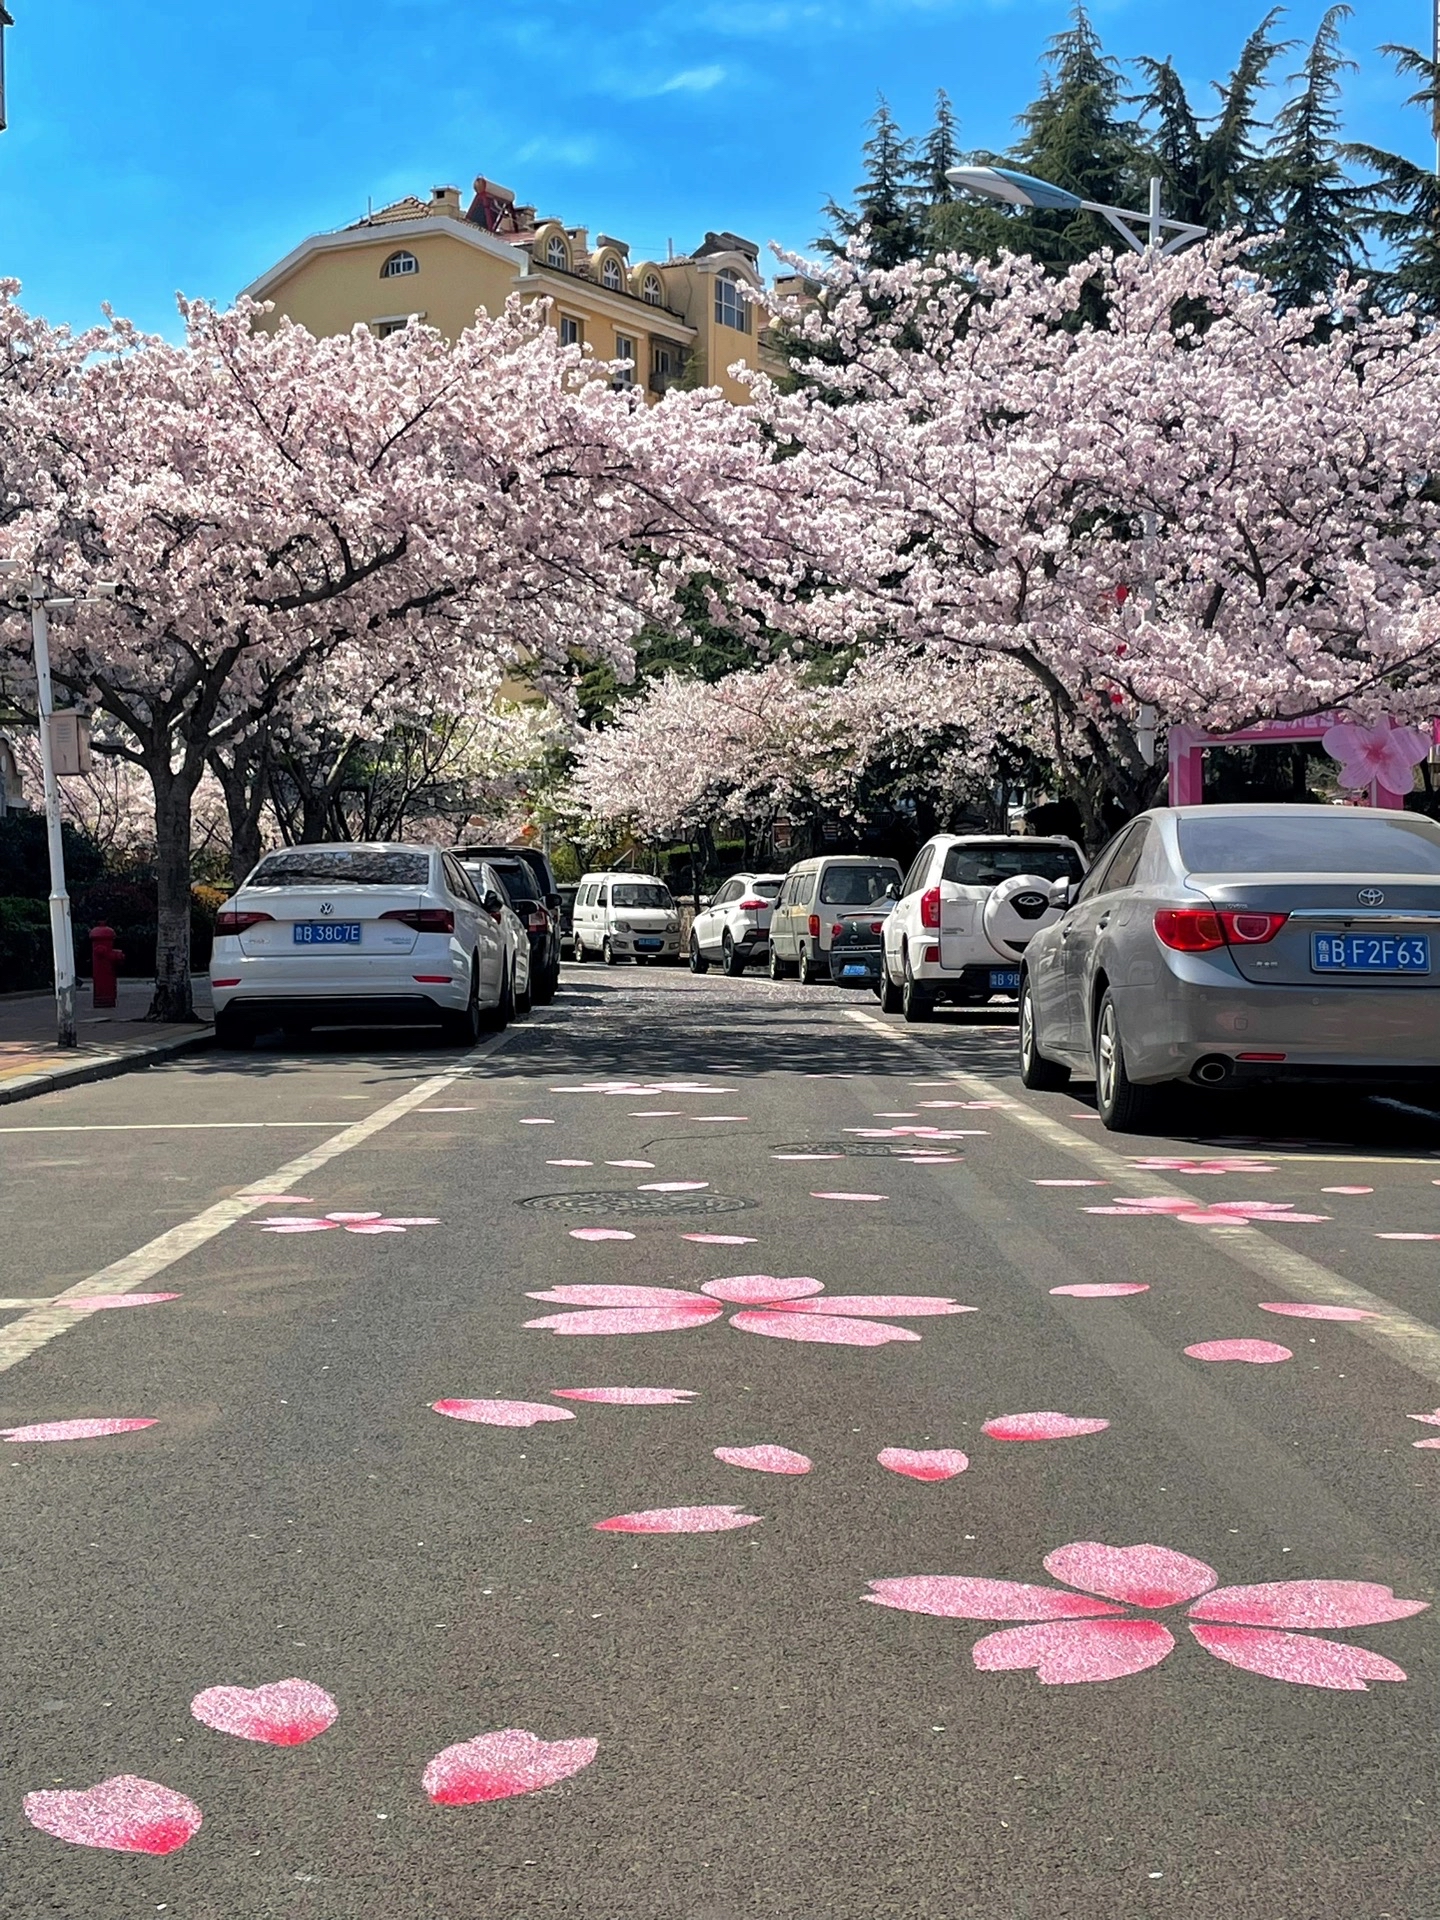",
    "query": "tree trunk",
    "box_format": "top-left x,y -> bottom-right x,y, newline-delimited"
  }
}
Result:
209,728 -> 271,888
148,766 -> 197,1022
